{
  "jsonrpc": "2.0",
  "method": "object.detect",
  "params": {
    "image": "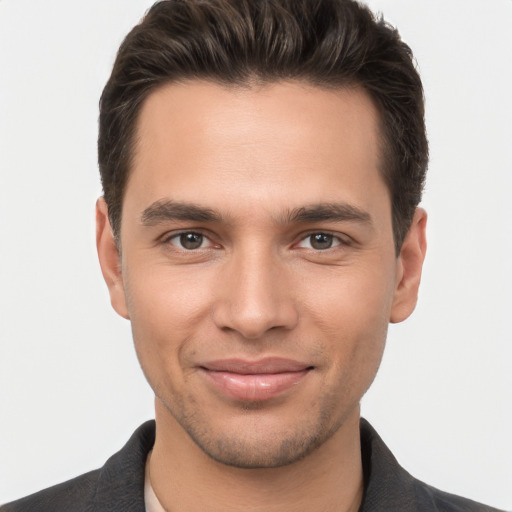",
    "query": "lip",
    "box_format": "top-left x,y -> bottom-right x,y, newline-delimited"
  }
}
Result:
199,358 -> 313,401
